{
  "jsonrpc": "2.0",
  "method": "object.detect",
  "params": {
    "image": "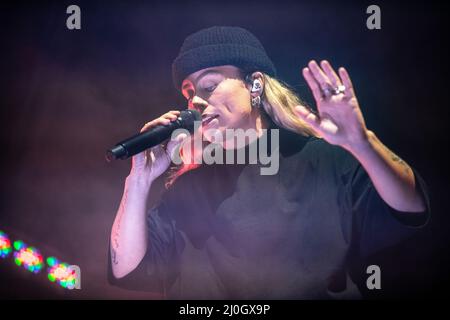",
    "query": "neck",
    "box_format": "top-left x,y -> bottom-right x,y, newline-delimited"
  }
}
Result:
223,108 -> 269,150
